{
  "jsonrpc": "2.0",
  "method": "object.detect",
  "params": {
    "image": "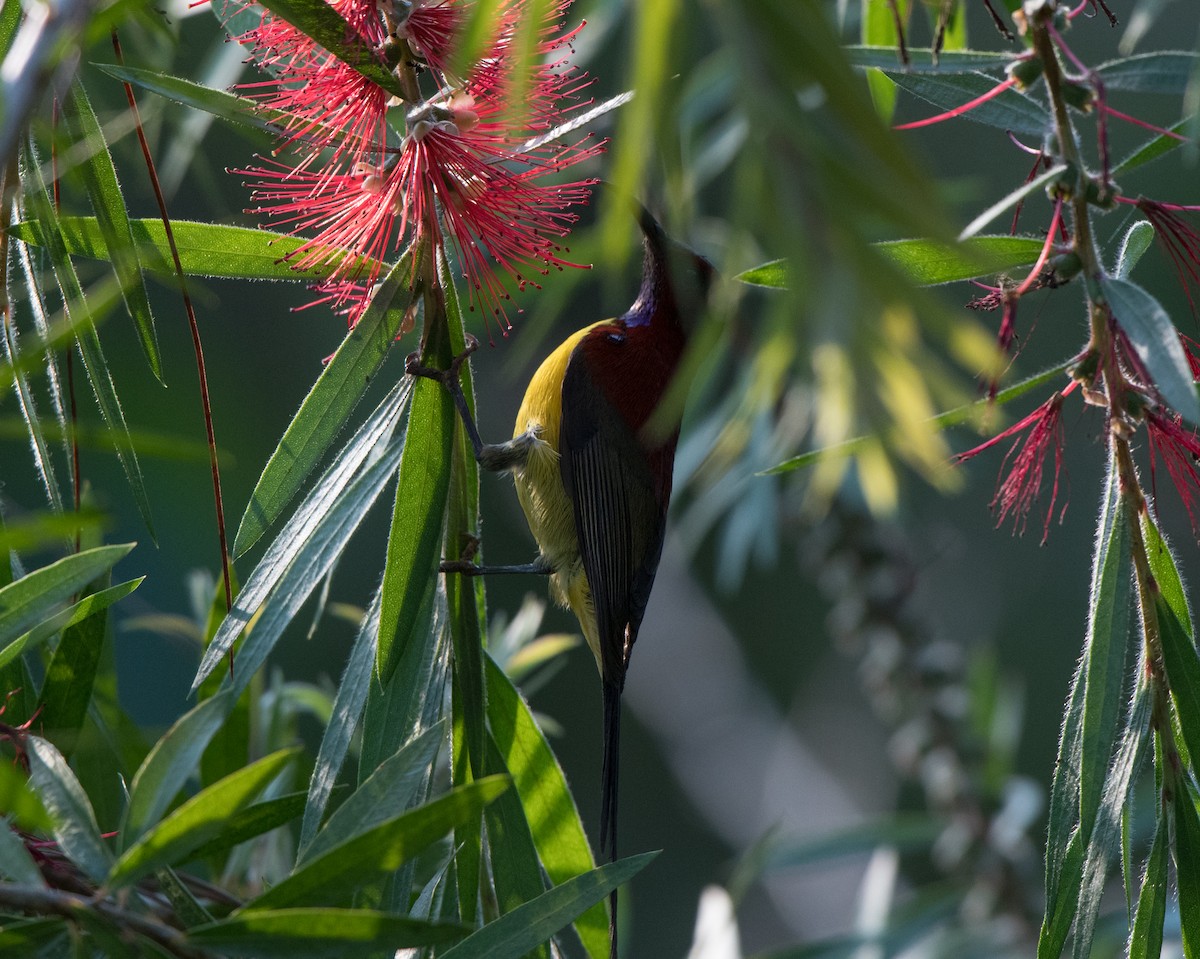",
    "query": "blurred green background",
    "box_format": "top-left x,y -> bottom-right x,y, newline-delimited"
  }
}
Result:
4,0 -> 1200,955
